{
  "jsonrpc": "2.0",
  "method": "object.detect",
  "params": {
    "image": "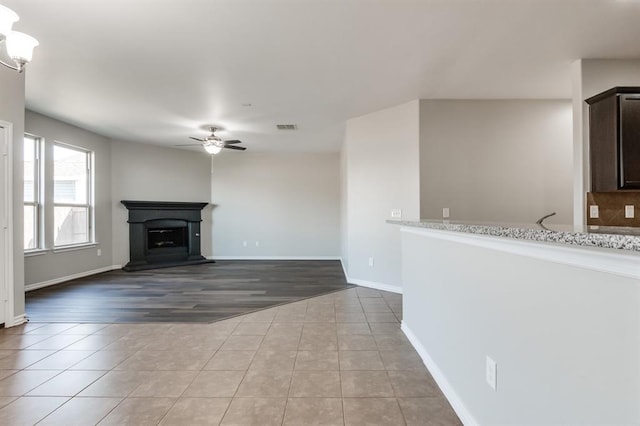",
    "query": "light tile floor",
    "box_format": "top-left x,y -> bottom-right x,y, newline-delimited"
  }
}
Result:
0,287 -> 461,425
